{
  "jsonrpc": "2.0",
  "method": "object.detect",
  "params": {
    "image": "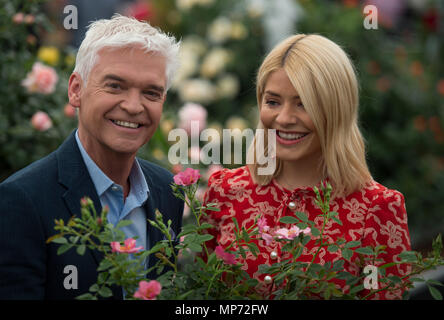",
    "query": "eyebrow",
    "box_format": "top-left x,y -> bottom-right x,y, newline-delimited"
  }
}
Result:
102,74 -> 165,94
264,90 -> 300,100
